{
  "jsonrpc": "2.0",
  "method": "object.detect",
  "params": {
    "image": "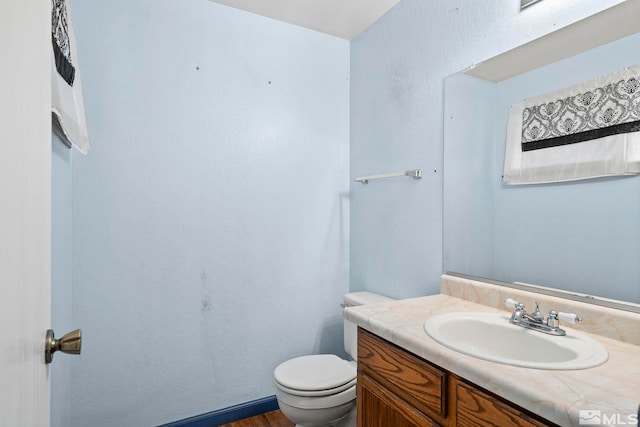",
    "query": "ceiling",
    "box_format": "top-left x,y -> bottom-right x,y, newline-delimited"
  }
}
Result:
208,0 -> 402,40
